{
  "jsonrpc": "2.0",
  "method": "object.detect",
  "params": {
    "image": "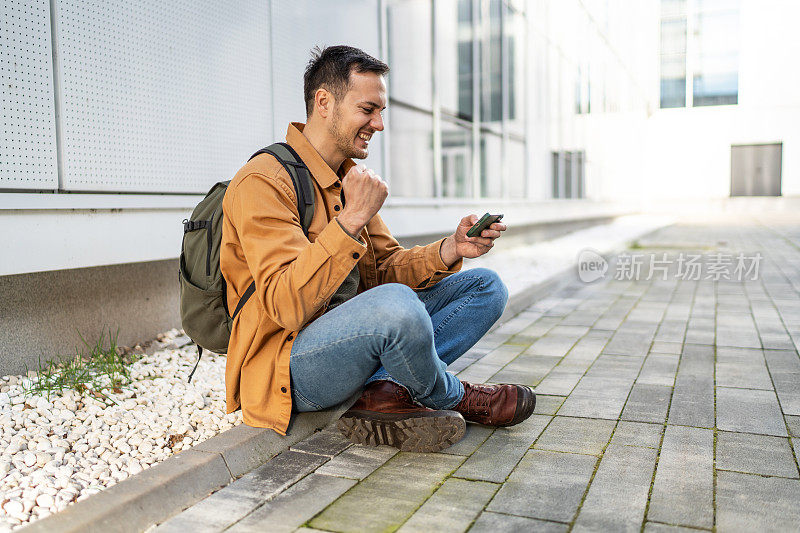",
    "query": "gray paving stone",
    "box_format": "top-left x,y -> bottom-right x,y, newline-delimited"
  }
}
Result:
533,395 -> 565,415
717,387 -> 788,436
290,428 -> 352,458
643,523 -> 703,533
585,354 -> 644,380
769,369 -> 800,416
439,423 -> 494,456
716,471 -> 800,531
486,449 -> 597,523
603,330 -> 655,357
454,415 -> 551,482
785,414 -> 800,436
457,361 -> 505,383
493,315 -> 539,336
518,316 -> 562,338
668,344 -> 714,428
610,421 -> 663,448
715,347 -> 773,390
654,322 -> 687,344
716,431 -> 798,478
637,353 -> 679,386
567,329 -> 614,359
397,478 -> 497,532
534,370 -> 586,396
650,340 -> 683,354
558,376 -> 635,420
490,354 -> 562,386
155,450 -> 328,532
648,425 -> 714,529
228,473 -> 356,532
533,416 -> 616,455
469,512 -> 569,532
478,344 -> 527,366
313,445 -> 398,480
527,333 -> 581,357
309,452 -> 464,532
621,384 -> 672,423
572,444 -> 658,532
